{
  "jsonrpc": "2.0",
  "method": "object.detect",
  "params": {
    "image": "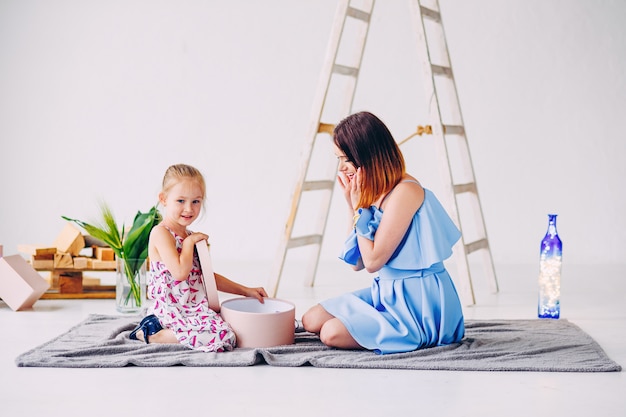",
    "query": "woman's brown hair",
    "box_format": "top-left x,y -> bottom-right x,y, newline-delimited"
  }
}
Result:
333,111 -> 405,208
